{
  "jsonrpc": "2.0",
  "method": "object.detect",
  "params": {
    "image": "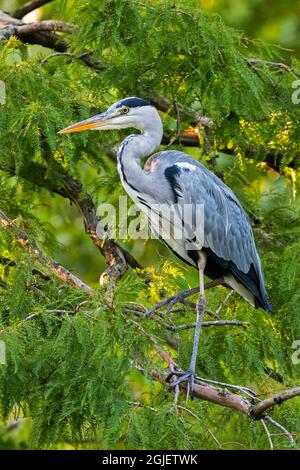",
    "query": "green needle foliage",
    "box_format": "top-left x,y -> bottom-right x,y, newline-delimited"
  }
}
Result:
0,0 -> 299,450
